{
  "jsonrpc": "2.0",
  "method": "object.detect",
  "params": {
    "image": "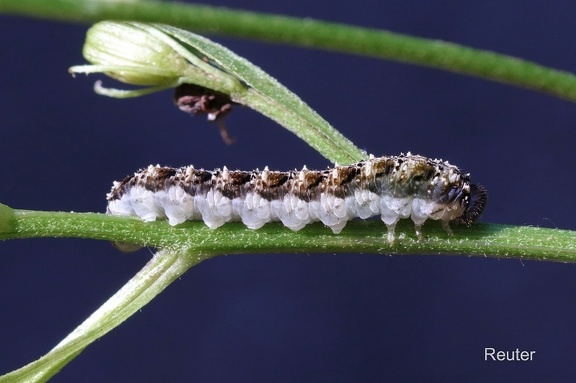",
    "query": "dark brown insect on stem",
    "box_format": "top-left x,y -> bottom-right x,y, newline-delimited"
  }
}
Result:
173,83 -> 237,144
